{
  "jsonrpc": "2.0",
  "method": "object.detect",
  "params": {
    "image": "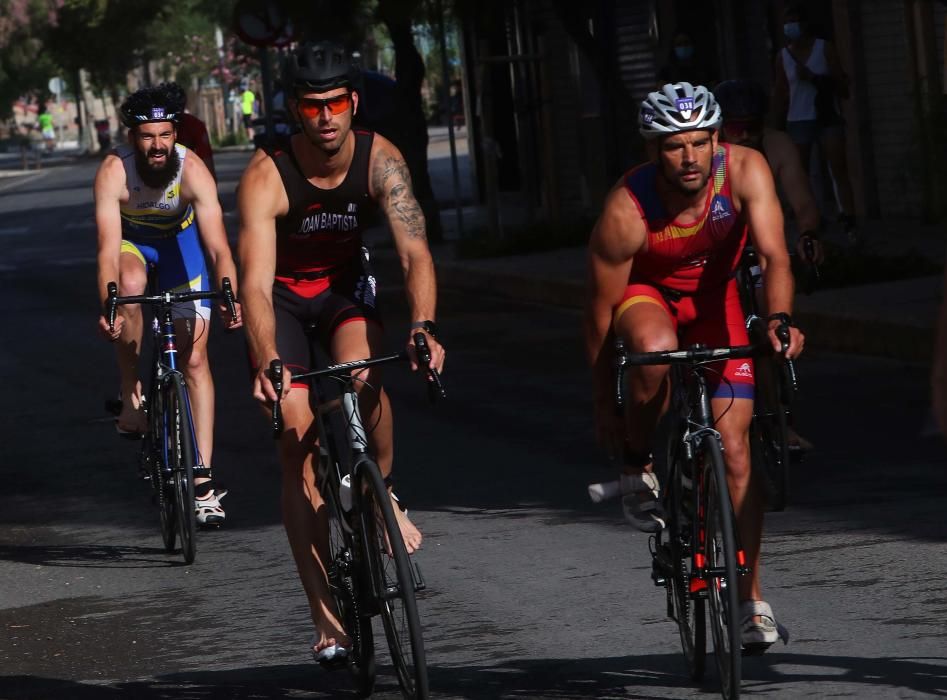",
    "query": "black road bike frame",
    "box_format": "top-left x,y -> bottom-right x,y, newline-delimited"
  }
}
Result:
271,331 -> 443,699
617,338 -> 787,700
